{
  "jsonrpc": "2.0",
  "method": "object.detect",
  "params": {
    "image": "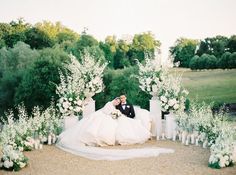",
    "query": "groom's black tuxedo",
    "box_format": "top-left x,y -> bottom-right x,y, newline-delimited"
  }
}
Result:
116,103 -> 135,118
